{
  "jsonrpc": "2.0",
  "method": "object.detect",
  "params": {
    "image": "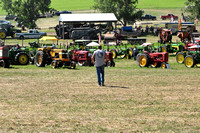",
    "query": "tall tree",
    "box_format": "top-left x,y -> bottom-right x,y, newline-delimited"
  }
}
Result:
184,0 -> 200,20
93,0 -> 144,26
0,0 -> 51,29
